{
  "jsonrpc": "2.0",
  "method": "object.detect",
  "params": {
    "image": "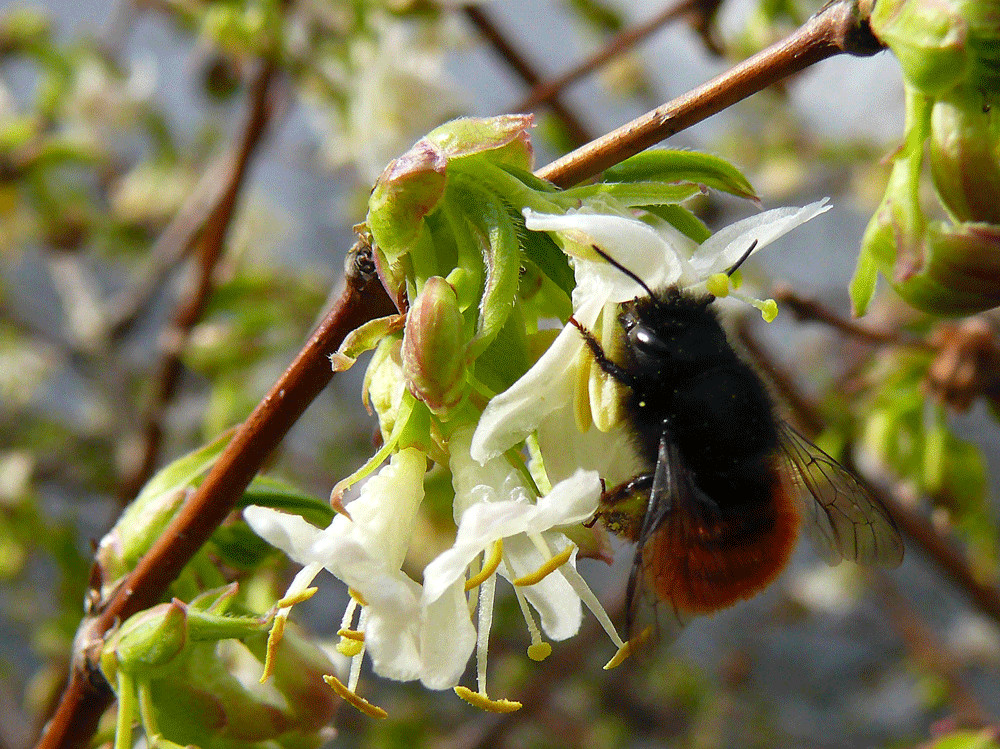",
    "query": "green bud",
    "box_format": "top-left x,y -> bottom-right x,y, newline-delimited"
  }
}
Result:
402,276 -> 467,415
102,600 -> 188,681
930,88 -> 1000,223
870,0 -> 970,95
887,221 -> 1000,314
367,115 -> 534,264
